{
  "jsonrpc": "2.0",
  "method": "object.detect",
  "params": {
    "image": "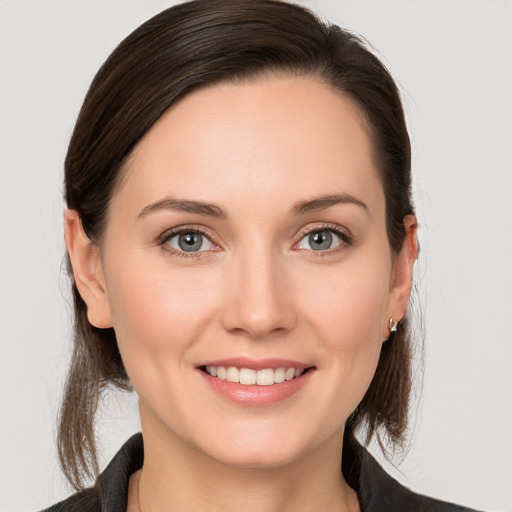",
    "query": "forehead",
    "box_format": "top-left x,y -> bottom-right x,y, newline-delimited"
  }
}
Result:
114,75 -> 383,218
